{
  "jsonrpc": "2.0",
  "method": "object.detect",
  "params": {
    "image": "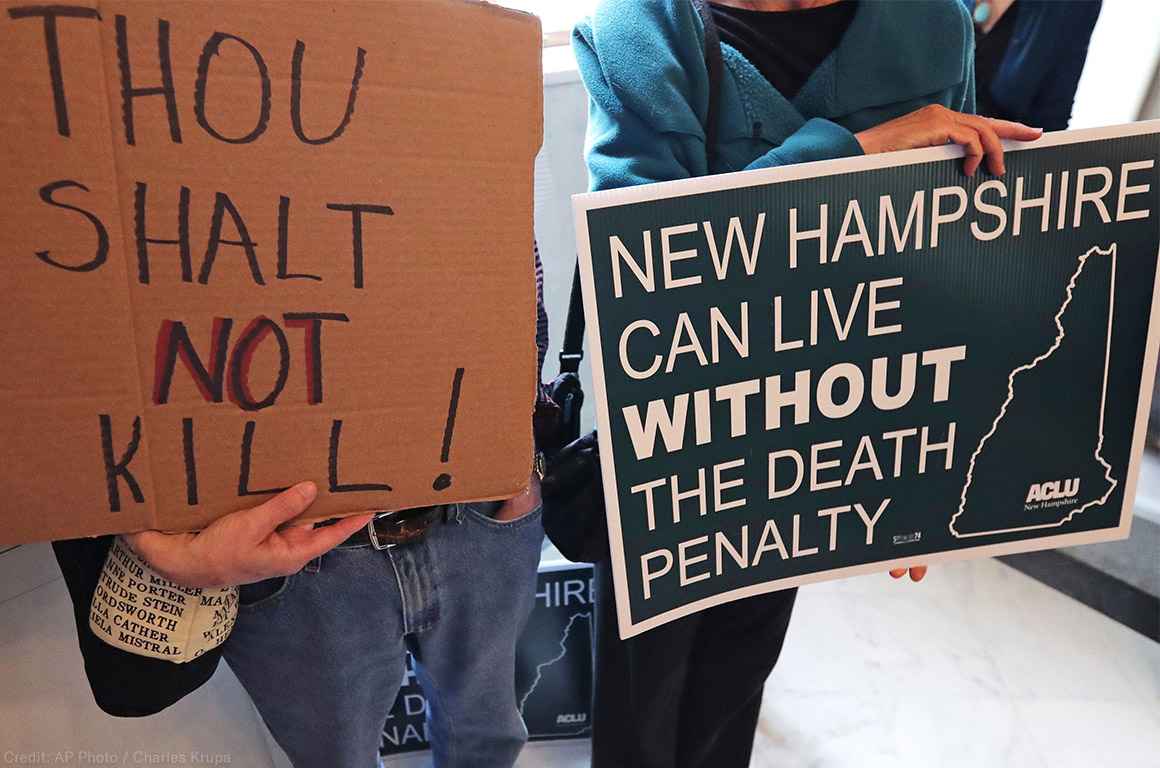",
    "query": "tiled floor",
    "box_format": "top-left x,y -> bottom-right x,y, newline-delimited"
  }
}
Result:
506,554 -> 1160,768
0,544 -> 278,766
748,559 -> 1159,768
2,546 -> 1157,768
